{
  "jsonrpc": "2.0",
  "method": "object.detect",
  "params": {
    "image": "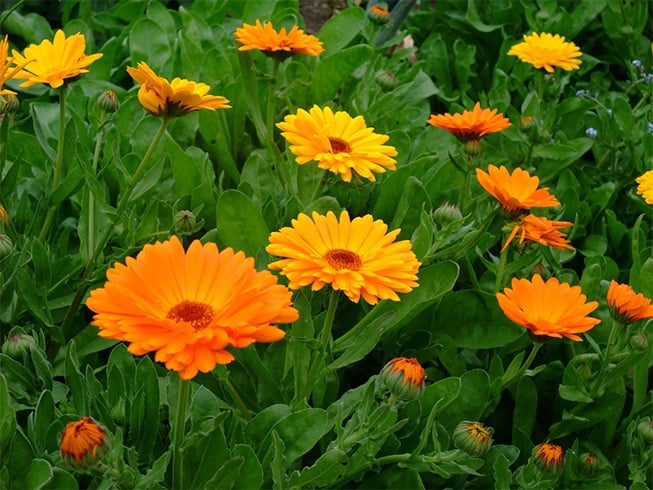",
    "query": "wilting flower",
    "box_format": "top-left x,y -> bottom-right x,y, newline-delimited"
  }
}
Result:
532,442 -> 565,473
86,236 -> 298,380
502,214 -> 574,252
380,357 -> 426,401
234,20 -> 324,59
496,274 -> 600,341
476,165 -> 560,213
453,421 -> 494,457
266,210 -> 420,304
607,280 -> 653,324
12,30 -> 103,89
635,169 -> 653,204
1,35 -> 28,95
427,102 -> 511,143
60,417 -> 106,465
276,105 -> 397,183
127,62 -> 230,118
508,32 -> 582,72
